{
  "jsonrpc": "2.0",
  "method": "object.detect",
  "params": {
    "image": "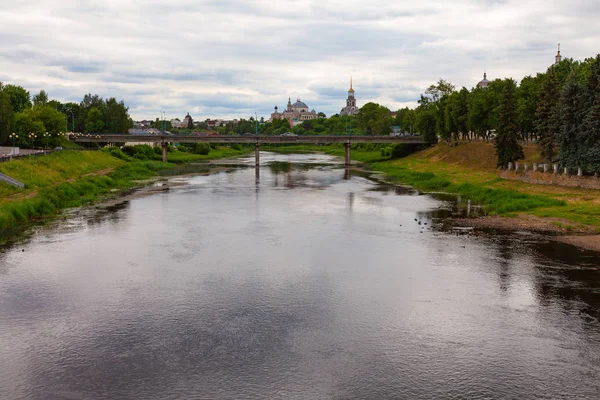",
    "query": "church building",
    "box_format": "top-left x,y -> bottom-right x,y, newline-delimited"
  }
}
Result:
271,98 -> 319,127
340,78 -> 359,116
